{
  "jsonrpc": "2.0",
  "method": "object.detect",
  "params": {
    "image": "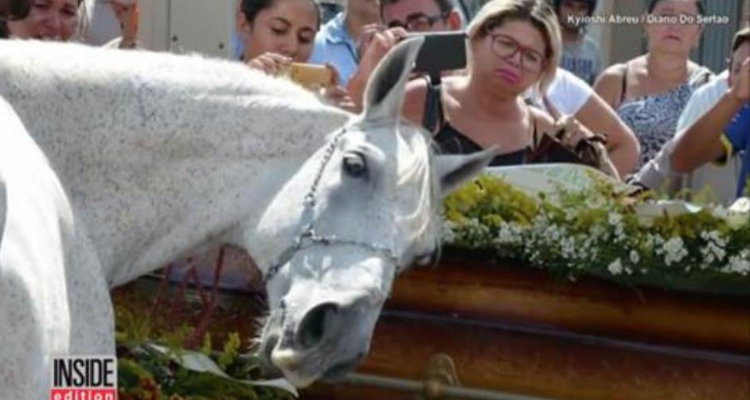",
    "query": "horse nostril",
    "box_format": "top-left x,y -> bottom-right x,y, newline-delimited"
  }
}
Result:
298,302 -> 339,349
